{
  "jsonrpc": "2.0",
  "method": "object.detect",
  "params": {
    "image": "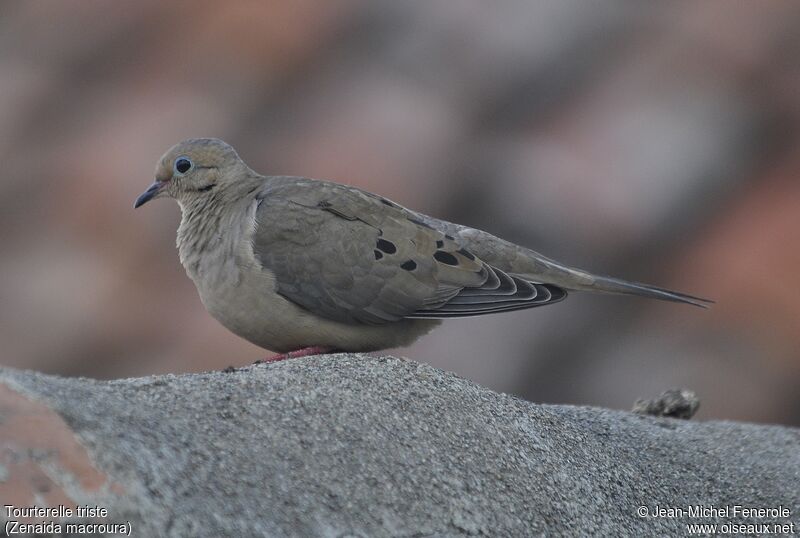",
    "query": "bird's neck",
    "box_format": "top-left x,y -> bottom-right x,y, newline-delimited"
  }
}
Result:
176,191 -> 252,287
